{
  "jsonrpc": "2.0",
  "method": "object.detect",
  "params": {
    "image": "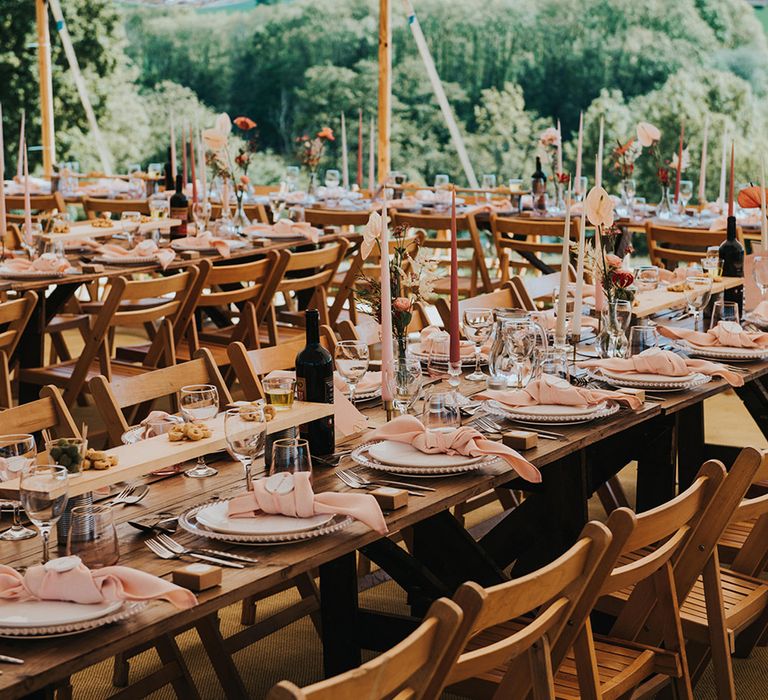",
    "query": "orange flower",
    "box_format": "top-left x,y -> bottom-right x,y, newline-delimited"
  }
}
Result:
615,137 -> 635,156
317,127 -> 335,141
737,185 -> 767,210
234,116 -> 257,130
240,175 -> 250,185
